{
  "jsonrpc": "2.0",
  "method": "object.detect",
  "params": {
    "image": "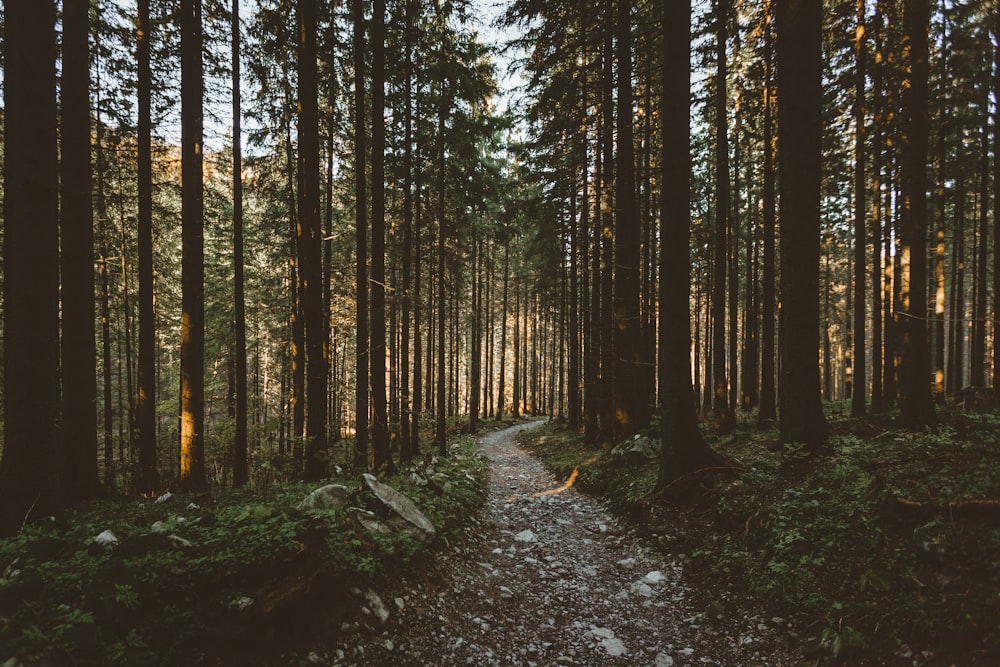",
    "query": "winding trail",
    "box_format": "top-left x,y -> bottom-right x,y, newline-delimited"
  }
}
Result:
328,421 -> 800,666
